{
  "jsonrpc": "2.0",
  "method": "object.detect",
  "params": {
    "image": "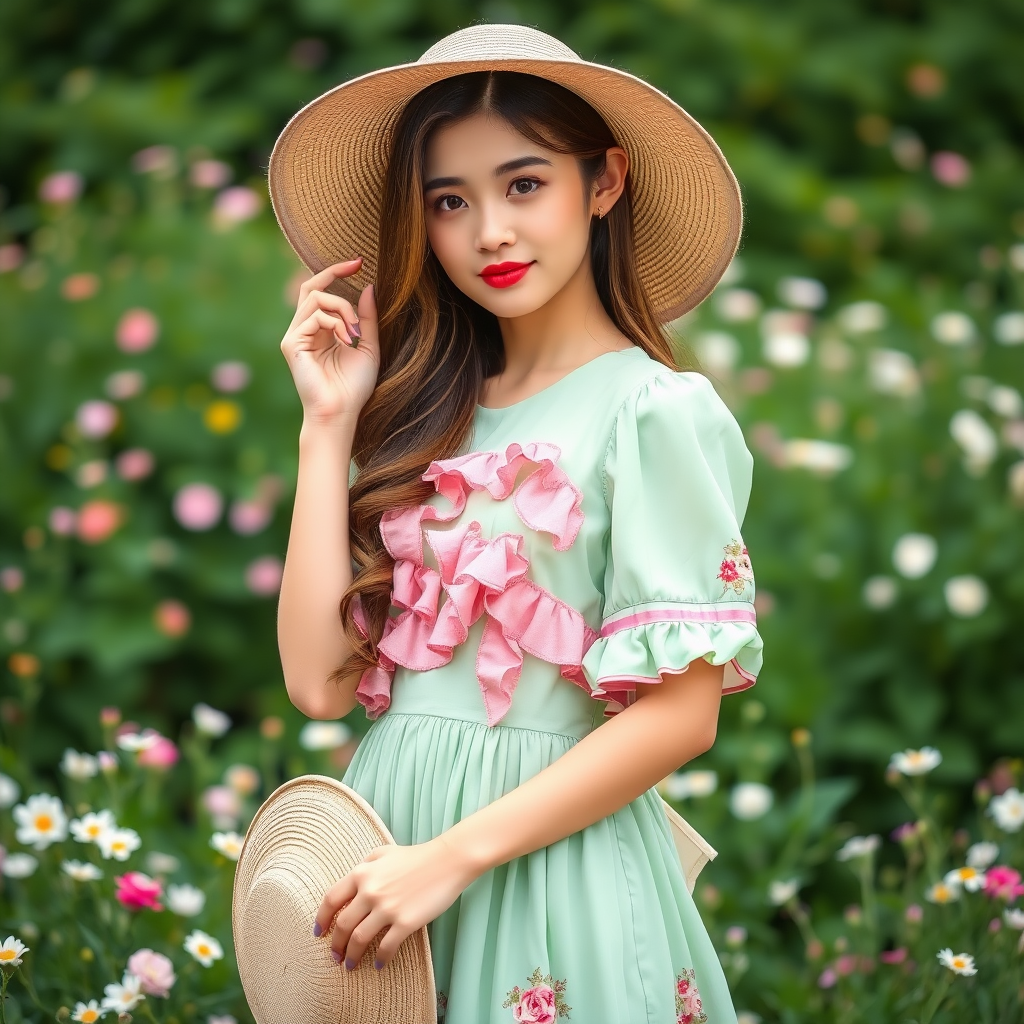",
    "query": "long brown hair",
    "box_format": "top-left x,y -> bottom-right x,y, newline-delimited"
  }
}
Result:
332,70 -> 690,693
